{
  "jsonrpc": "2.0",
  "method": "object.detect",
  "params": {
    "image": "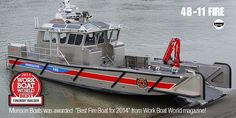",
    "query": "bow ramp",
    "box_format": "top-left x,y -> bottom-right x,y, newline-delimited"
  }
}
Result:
178,62 -> 232,107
